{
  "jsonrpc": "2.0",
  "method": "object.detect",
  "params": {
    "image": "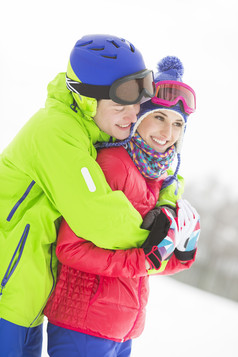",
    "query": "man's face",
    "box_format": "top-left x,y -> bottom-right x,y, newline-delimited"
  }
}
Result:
94,100 -> 140,140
